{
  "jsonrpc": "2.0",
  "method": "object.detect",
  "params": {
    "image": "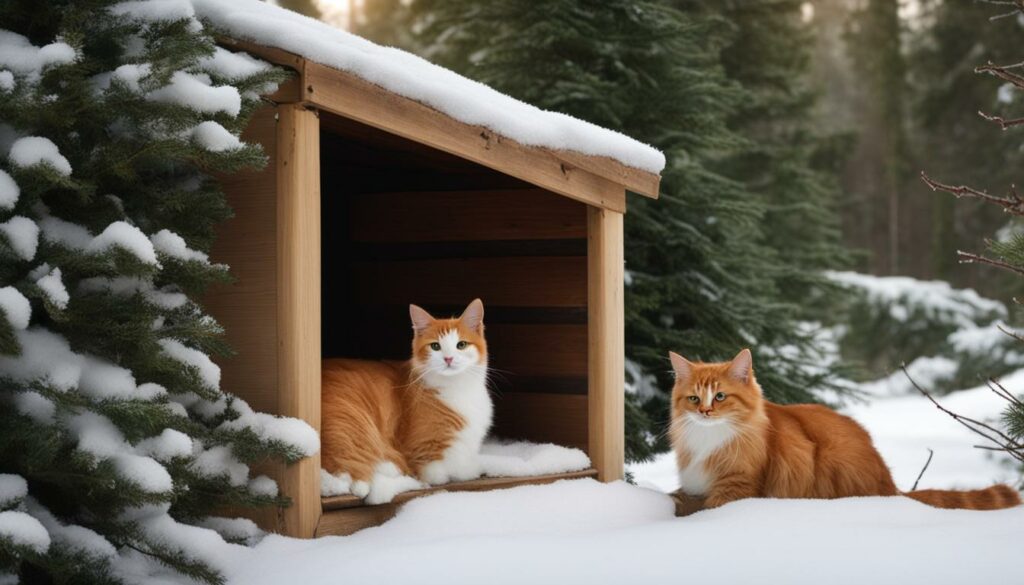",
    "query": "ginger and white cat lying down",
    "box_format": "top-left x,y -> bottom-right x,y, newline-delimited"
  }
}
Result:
321,299 -> 493,504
